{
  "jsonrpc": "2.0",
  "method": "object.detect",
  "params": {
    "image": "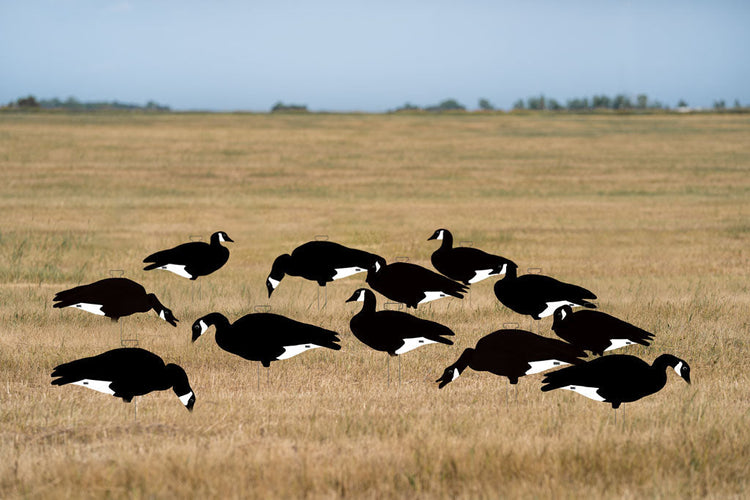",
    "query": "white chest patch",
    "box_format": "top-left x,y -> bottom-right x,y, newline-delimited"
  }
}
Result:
538,301 -> 580,318
276,343 -> 322,360
158,264 -> 192,279
267,277 -> 280,289
71,379 -> 115,395
70,303 -> 105,316
332,266 -> 367,280
605,338 -> 636,352
179,391 -> 194,406
525,359 -> 570,375
395,337 -> 437,355
468,269 -> 497,284
561,385 -> 605,402
419,291 -> 450,304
